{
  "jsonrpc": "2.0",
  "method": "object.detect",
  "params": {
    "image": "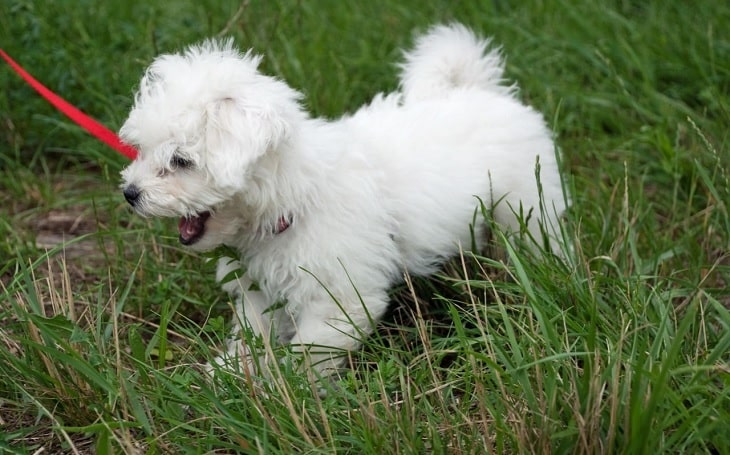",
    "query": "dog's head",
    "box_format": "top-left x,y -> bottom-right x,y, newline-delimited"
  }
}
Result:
119,39 -> 304,250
